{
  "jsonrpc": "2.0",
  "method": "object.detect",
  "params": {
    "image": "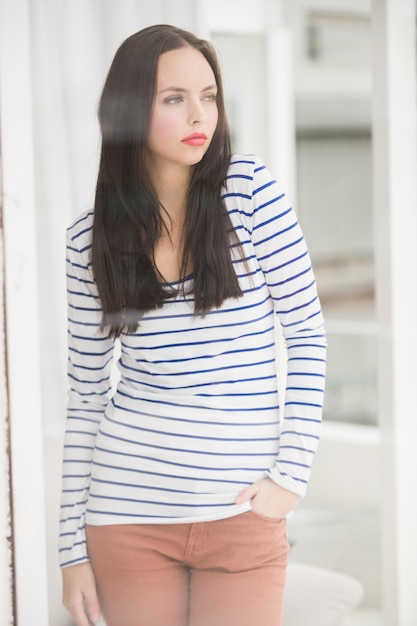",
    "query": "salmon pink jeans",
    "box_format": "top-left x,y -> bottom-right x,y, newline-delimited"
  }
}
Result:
86,510 -> 288,626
